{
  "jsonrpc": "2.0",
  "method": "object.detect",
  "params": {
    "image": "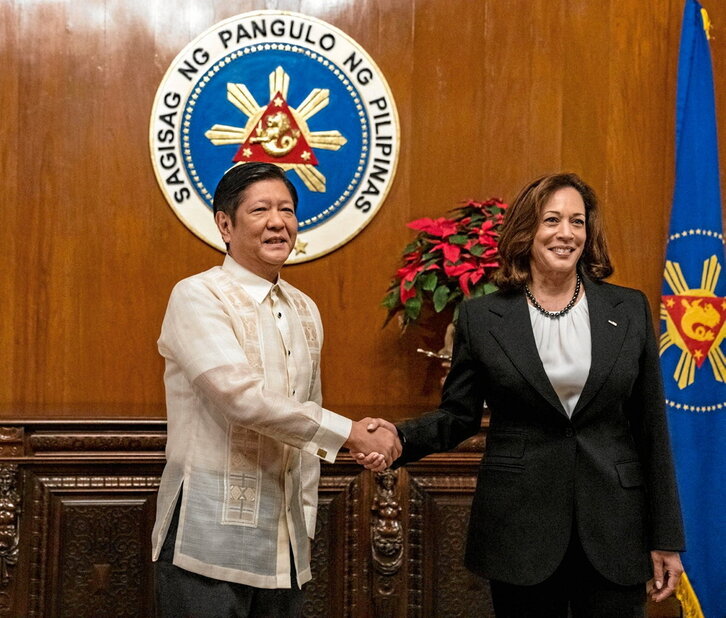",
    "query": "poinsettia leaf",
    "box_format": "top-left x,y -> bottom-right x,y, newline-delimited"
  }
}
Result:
469,284 -> 486,298
453,303 -> 461,324
483,282 -> 498,294
405,296 -> 422,321
433,285 -> 450,312
382,291 -> 400,309
469,244 -> 485,256
421,271 -> 438,291
448,234 -> 469,245
401,240 -> 421,255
